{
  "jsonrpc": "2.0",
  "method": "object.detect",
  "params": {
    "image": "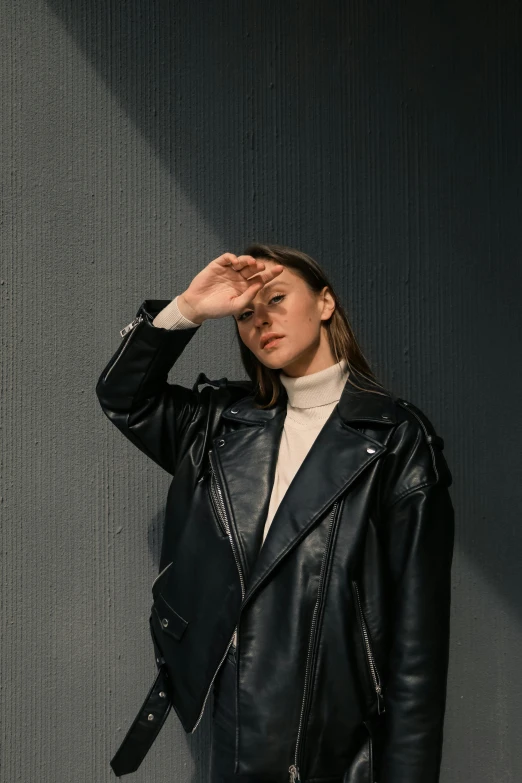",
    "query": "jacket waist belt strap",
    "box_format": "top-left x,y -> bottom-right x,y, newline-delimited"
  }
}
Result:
110,666 -> 172,777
